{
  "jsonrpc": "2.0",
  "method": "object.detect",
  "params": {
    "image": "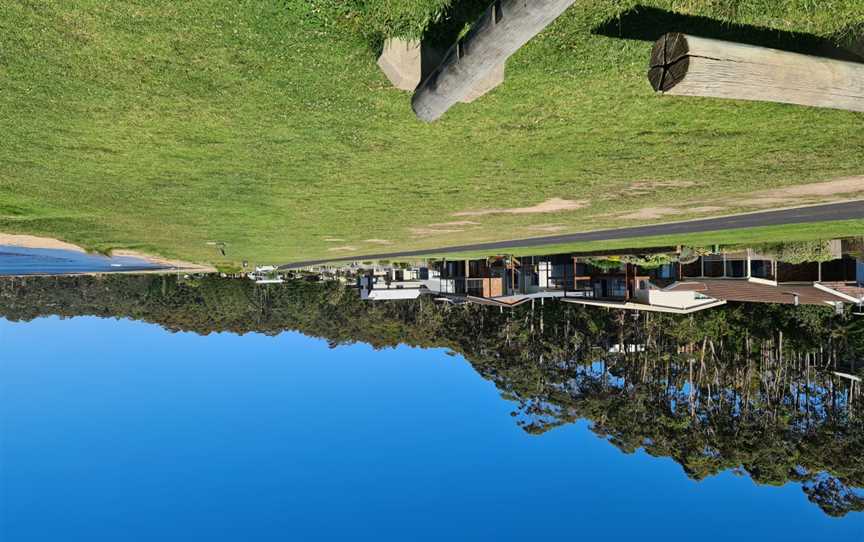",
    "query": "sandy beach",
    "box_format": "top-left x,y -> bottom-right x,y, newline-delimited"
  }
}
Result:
0,233 -> 87,252
111,250 -> 216,274
0,233 -> 216,274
